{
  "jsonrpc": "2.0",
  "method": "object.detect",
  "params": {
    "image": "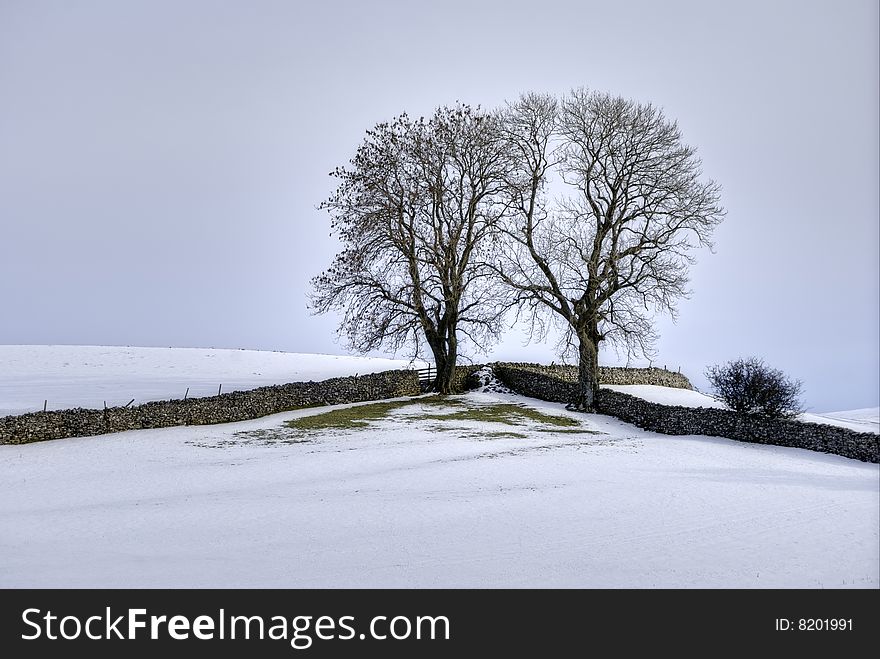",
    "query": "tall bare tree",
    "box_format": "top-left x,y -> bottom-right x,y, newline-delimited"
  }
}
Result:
310,105 -> 511,393
498,90 -> 725,410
